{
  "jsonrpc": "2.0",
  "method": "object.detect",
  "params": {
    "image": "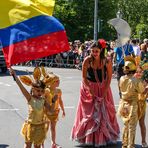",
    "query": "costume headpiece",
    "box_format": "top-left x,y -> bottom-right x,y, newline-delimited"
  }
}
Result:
19,67 -> 42,86
123,55 -> 136,72
42,72 -> 59,86
20,66 -> 59,88
140,62 -> 148,71
124,55 -> 136,63
140,61 -> 148,82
